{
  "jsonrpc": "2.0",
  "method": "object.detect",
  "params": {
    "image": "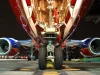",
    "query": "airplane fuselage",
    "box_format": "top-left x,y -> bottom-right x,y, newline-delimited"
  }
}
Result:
8,0 -> 92,47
